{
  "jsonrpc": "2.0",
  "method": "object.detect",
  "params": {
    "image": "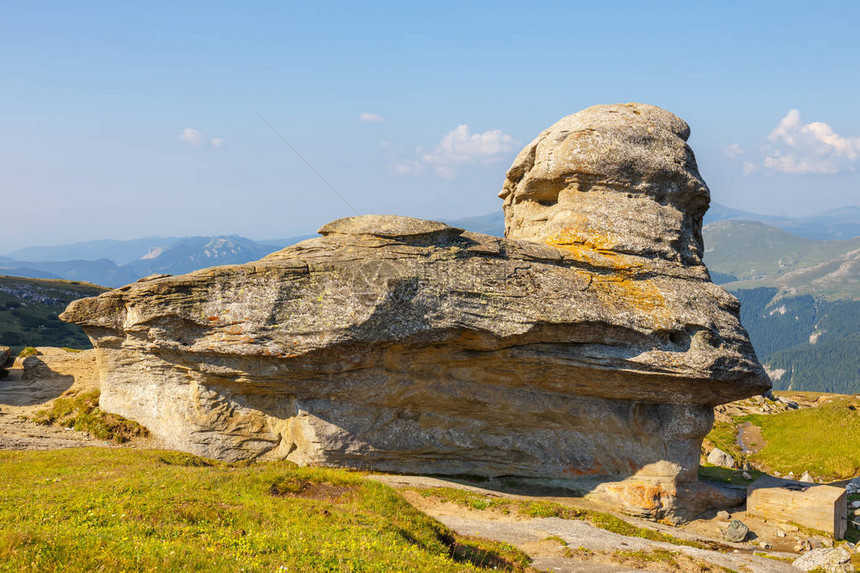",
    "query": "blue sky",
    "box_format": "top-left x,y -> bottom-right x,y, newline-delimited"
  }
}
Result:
2,1 -> 859,250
